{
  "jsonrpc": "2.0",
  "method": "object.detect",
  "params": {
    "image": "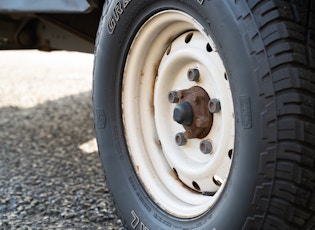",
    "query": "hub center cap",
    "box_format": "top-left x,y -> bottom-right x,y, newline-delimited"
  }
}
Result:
173,101 -> 194,126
